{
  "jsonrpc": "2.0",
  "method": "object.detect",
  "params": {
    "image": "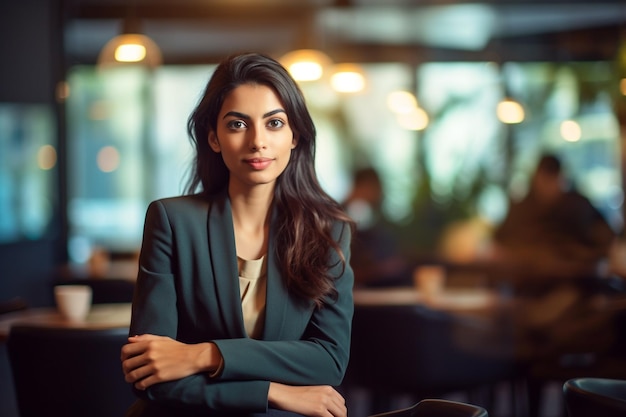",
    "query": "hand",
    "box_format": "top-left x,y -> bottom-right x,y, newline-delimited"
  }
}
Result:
120,334 -> 220,390
268,383 -> 347,417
